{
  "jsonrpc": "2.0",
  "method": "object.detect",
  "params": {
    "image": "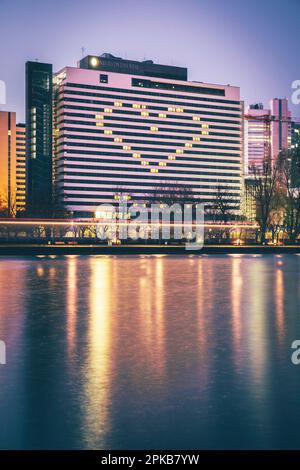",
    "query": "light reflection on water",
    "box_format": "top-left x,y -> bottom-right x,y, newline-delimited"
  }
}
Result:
0,254 -> 300,449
